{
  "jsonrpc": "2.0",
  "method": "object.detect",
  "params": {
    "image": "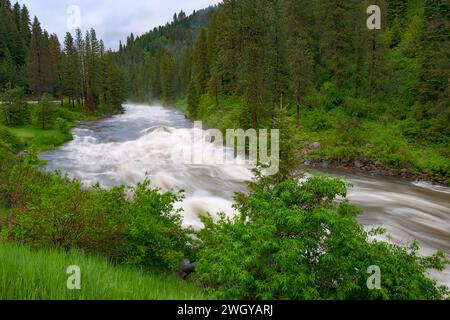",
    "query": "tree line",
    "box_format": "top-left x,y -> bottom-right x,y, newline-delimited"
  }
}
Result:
0,0 -> 127,117
120,0 -> 449,144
